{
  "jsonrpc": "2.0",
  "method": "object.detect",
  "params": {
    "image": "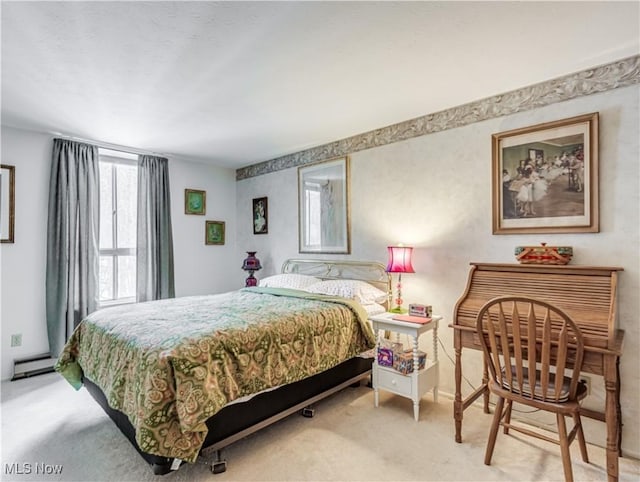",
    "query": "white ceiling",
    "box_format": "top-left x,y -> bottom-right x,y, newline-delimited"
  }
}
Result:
2,1 -> 639,169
